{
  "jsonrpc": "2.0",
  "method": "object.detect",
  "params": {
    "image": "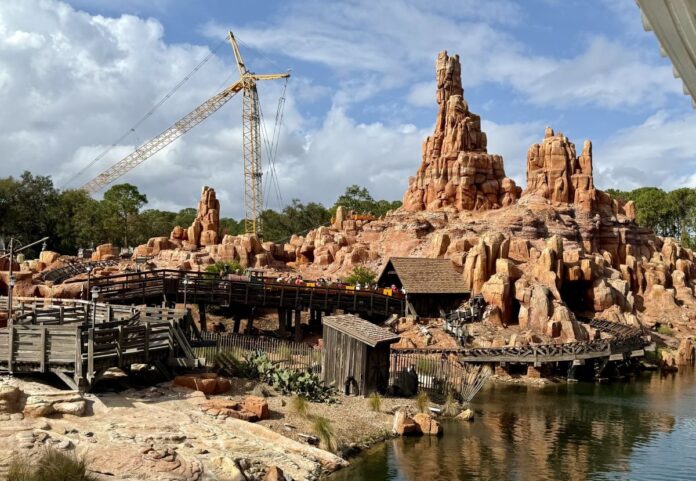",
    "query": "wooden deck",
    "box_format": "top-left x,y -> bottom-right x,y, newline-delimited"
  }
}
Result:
66,269 -> 406,318
0,297 -> 199,391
